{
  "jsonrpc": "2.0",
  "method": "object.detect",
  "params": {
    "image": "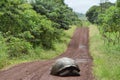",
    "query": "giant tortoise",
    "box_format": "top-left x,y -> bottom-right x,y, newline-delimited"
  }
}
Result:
50,57 -> 80,76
